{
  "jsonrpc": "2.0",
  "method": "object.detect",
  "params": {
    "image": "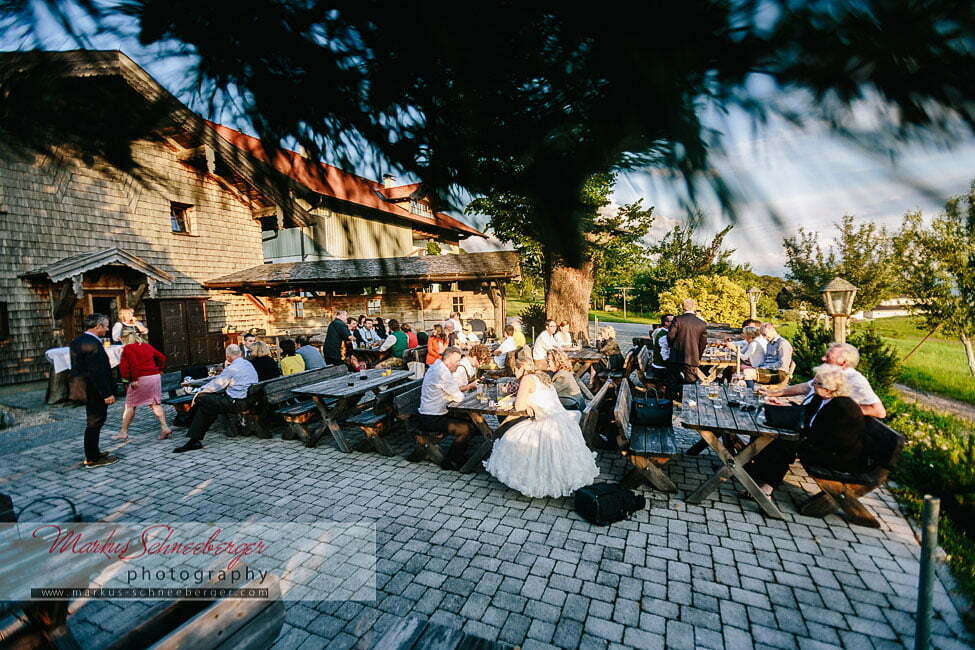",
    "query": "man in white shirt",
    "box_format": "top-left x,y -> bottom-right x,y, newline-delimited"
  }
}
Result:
649,314 -> 674,378
763,342 -> 886,418
410,347 -> 474,469
533,319 -> 559,370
